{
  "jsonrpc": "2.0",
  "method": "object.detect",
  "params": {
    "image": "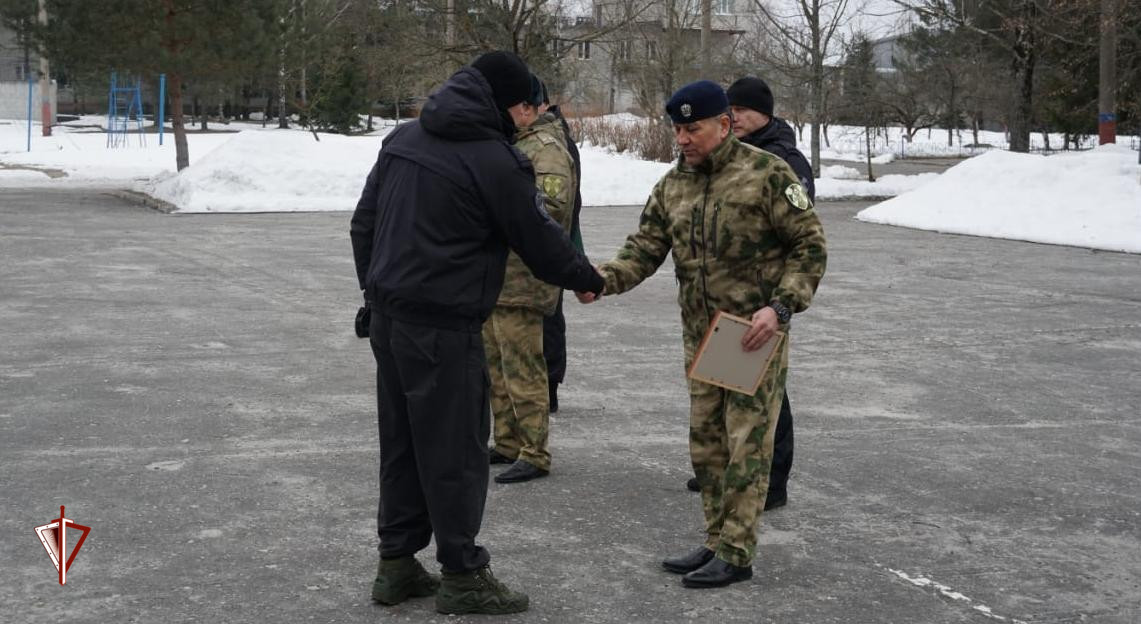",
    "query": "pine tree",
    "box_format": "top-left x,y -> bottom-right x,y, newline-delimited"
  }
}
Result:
310,45 -> 368,134
35,0 -> 277,170
839,34 -> 884,181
